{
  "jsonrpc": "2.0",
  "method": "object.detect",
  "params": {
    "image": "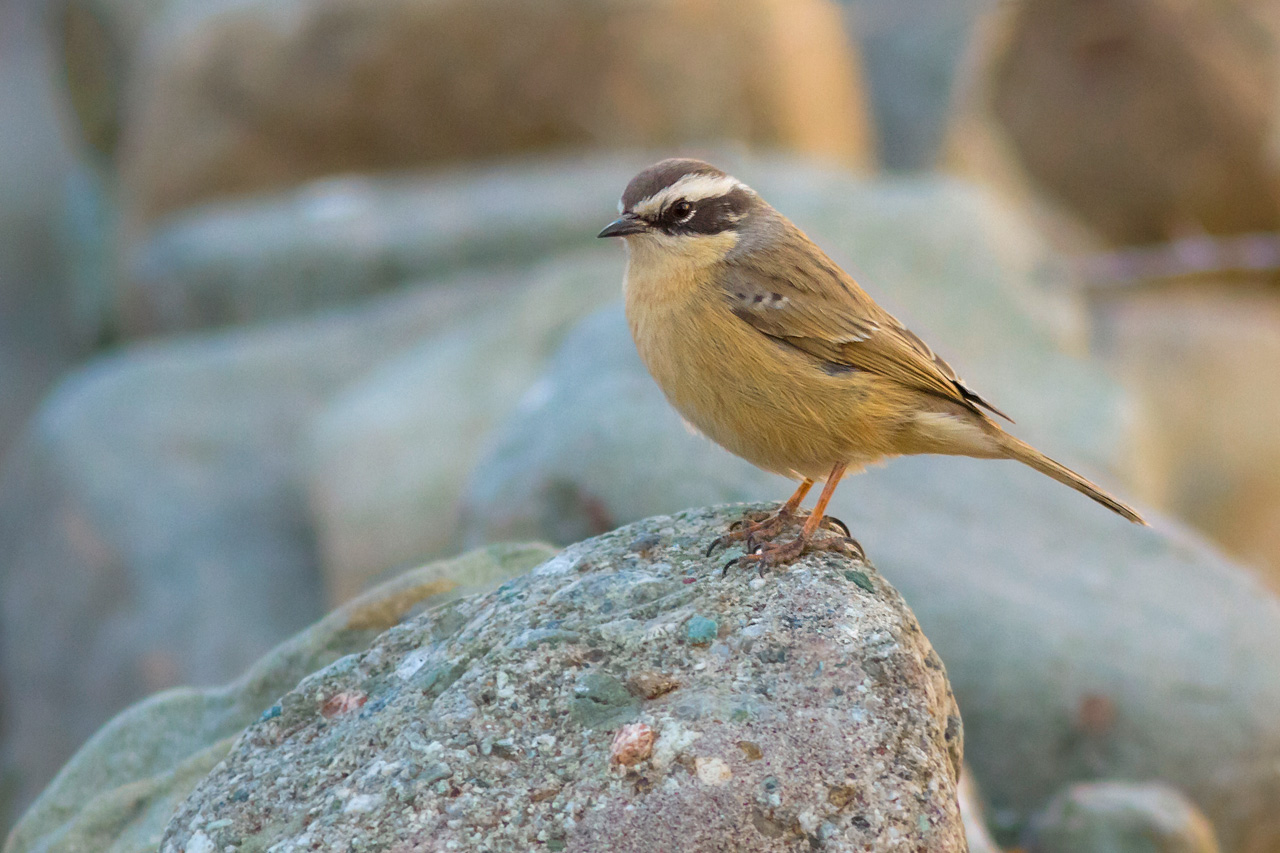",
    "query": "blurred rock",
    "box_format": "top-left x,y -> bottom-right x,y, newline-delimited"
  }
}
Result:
57,164 -> 118,350
960,768 -> 1002,853
108,0 -> 870,227
119,155 -> 634,336
458,180 -> 1280,849
839,0 -> 996,170
50,0 -> 177,156
945,0 -> 1280,247
1027,781 -> 1221,853
1091,281 -> 1280,591
0,269 -> 516,820
1,543 -> 556,853
0,0 -> 78,469
157,506 -> 965,851
303,254 -> 621,605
